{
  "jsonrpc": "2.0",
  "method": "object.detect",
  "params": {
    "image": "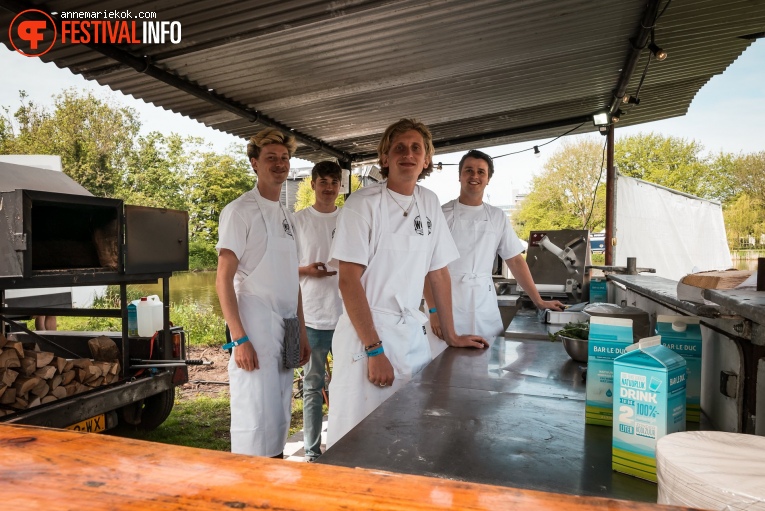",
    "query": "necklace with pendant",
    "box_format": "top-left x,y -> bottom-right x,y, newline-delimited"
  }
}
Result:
386,186 -> 415,217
